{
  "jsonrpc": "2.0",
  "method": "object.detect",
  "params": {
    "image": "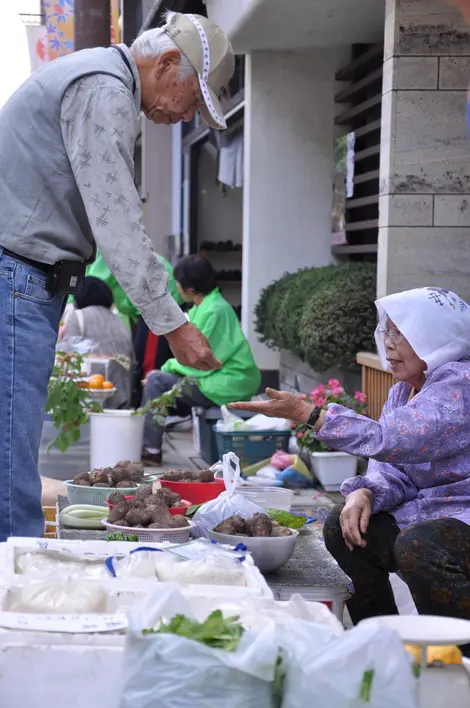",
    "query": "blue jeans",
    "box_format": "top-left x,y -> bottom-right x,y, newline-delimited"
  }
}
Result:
0,249 -> 64,541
